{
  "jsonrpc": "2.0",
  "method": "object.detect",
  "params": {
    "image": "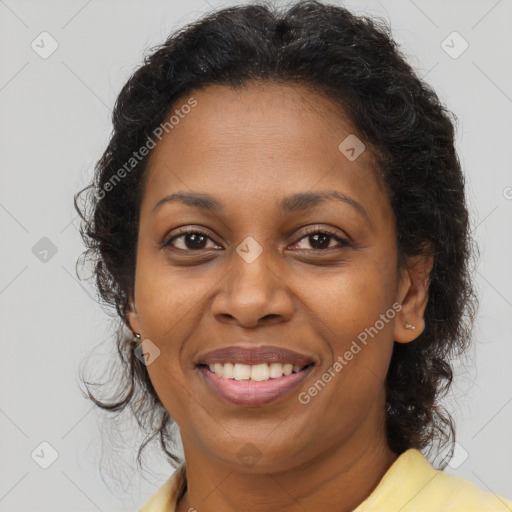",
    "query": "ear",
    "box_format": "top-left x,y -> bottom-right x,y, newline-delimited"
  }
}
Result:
125,298 -> 141,337
393,253 -> 434,343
